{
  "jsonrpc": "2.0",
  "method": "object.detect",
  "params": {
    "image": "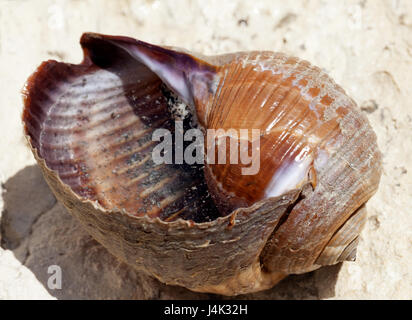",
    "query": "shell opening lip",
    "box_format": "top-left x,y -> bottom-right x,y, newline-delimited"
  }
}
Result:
81,32 -> 218,108
22,32 -> 264,224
